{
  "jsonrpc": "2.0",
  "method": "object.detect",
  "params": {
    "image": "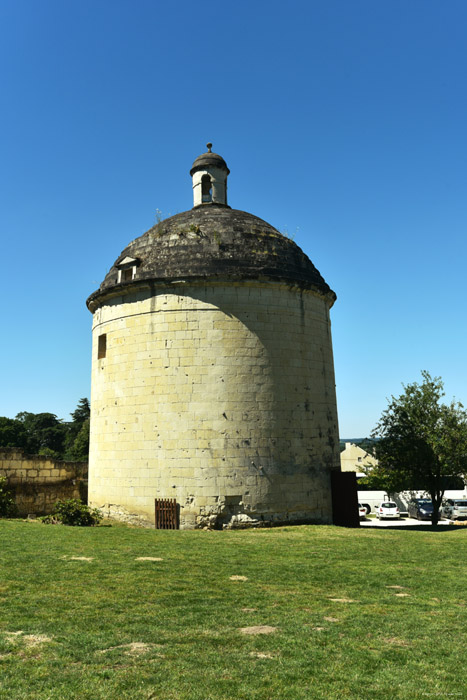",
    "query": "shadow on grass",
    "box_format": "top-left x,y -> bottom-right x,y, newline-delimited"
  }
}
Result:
361,522 -> 465,533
